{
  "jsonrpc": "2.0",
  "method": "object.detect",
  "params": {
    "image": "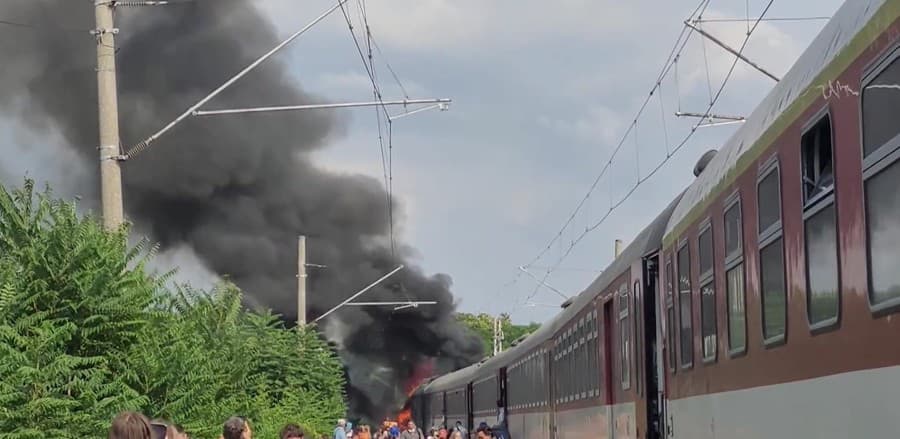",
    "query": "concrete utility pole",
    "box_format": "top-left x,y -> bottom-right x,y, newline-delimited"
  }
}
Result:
493,317 -> 504,356
94,0 -> 125,230
297,235 -> 307,326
